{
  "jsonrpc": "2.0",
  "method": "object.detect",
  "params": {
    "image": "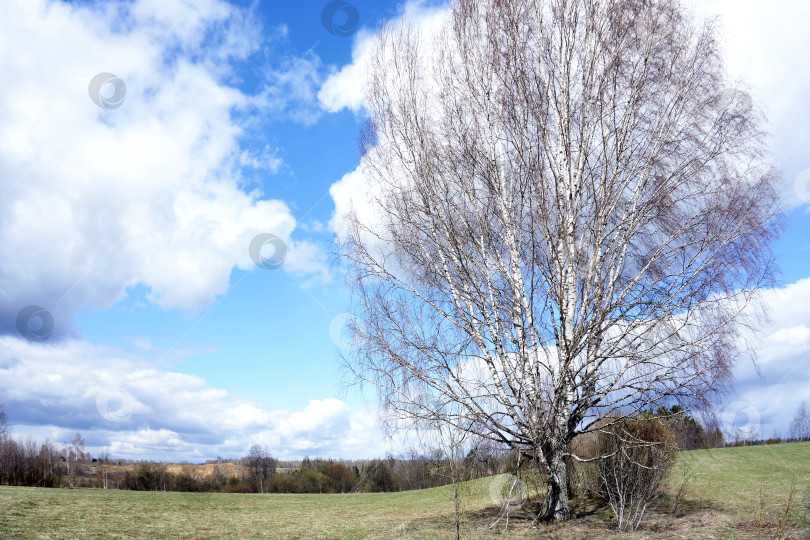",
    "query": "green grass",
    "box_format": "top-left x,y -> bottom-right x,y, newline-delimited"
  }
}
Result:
0,479 -> 499,539
671,441 -> 810,522
1,442 -> 808,539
